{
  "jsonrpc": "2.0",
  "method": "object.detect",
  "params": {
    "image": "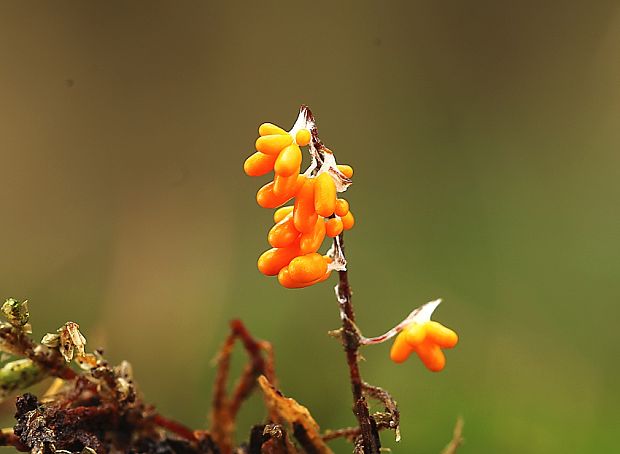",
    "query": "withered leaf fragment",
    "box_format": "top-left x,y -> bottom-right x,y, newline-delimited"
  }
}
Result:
258,375 -> 333,454
40,333 -> 60,348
